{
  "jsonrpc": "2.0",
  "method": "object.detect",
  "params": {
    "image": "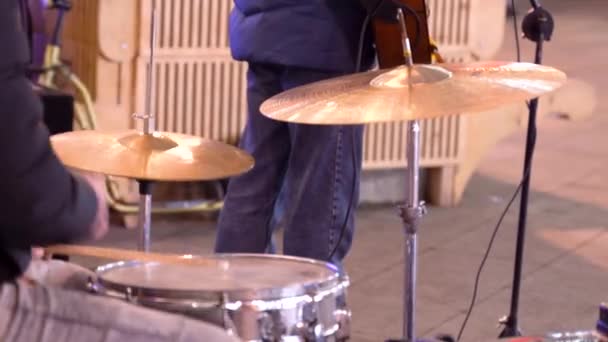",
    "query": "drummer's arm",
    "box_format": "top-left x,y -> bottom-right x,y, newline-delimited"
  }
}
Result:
0,1 -> 103,247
